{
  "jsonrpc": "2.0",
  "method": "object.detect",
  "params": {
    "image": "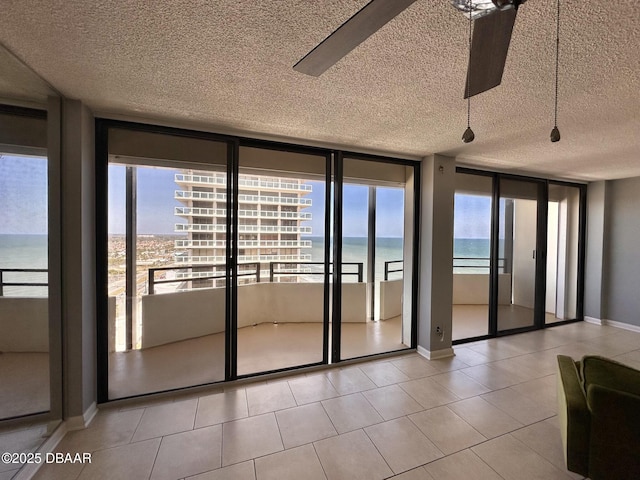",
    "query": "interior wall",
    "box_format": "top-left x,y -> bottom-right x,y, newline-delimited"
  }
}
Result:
585,181 -> 607,320
602,176 -> 640,327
